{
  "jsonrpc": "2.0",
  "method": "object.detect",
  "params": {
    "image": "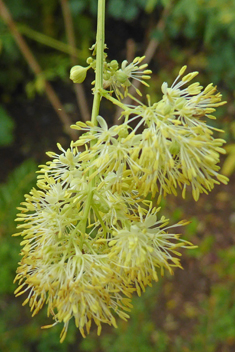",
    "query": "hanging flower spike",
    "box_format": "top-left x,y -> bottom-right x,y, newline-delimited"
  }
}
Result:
14,0 -> 227,340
